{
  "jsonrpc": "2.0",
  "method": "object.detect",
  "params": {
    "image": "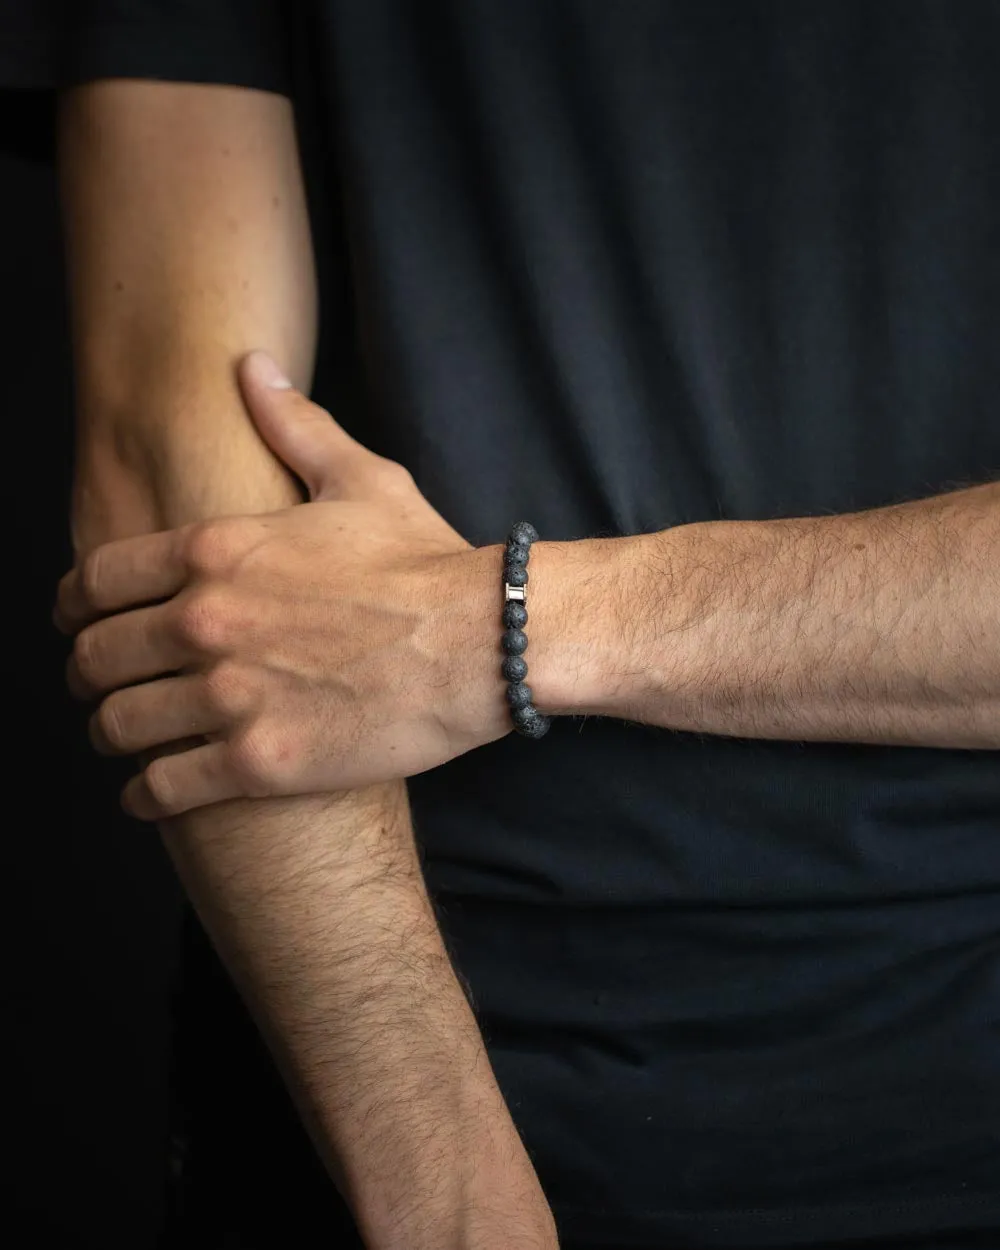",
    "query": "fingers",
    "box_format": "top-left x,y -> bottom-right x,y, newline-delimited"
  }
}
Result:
55,529 -> 188,633
238,350 -> 368,500
68,603 -> 191,698
121,741 -> 246,821
89,674 -> 230,757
